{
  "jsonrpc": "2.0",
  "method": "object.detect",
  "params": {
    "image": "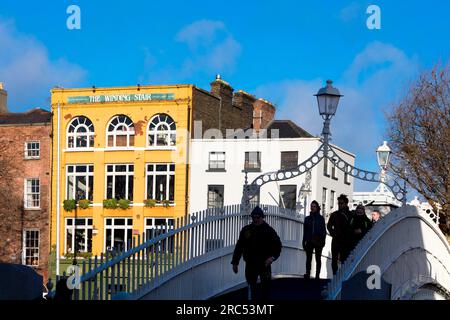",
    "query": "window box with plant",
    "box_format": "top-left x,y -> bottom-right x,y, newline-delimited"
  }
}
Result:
64,199 -> 92,211
144,199 -> 157,207
103,198 -> 131,210
103,198 -> 118,209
